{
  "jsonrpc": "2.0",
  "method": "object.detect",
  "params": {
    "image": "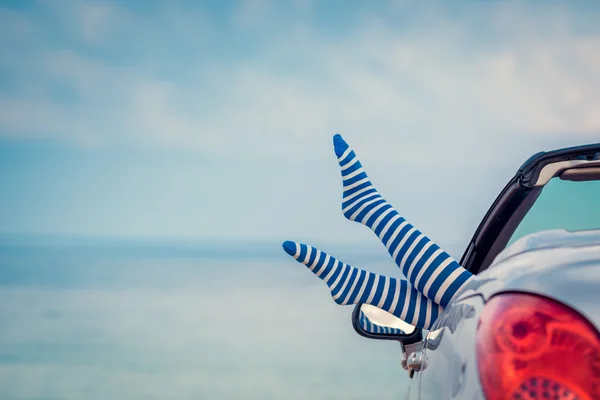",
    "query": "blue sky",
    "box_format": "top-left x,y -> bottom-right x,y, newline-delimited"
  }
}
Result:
1,0 -> 599,252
